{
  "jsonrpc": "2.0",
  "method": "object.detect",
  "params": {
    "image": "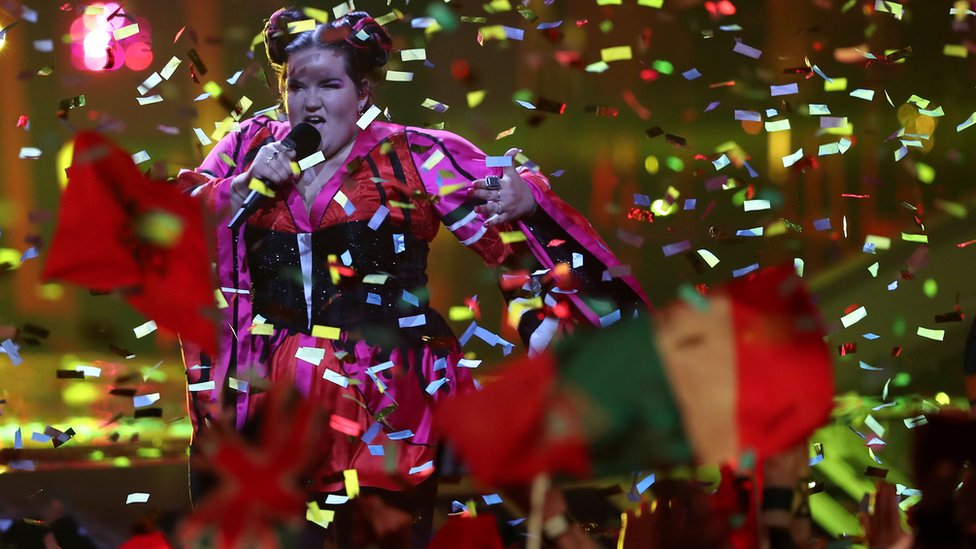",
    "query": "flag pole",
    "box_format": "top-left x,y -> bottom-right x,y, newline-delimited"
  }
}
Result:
526,473 -> 550,549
